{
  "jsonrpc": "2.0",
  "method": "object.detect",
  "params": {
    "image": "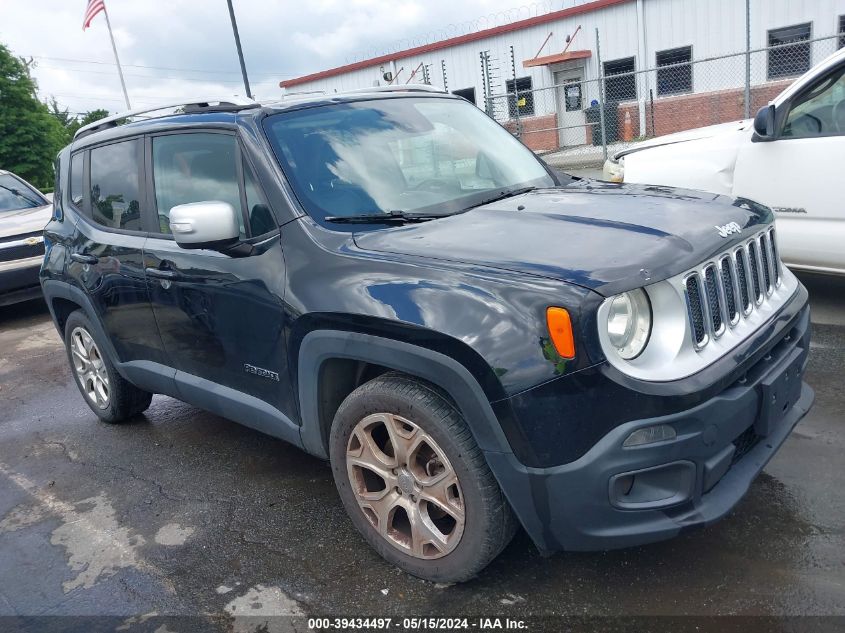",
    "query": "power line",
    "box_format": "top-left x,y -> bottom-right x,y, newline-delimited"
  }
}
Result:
34,63 -> 251,85
26,54 -> 297,78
